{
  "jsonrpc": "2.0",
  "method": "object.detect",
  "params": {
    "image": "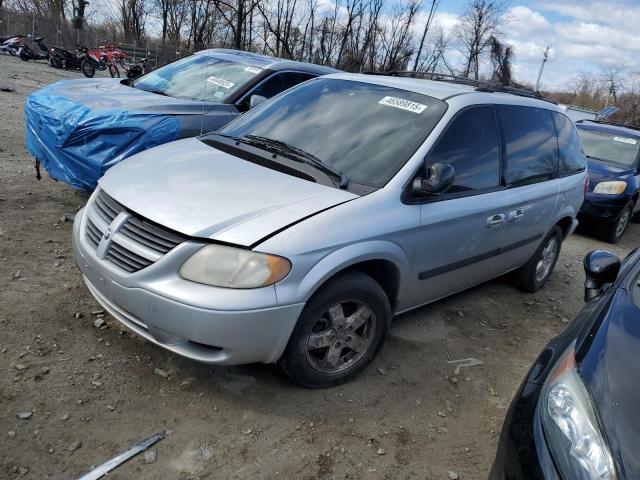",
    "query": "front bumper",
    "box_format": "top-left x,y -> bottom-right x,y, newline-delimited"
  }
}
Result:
72,212 -> 305,365
579,195 -> 630,224
490,380 -> 559,480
